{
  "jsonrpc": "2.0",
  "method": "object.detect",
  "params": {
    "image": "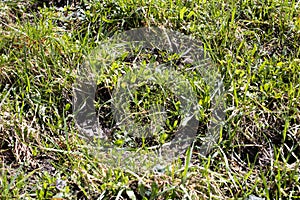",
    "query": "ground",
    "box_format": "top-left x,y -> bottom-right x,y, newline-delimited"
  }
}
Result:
0,0 -> 299,199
